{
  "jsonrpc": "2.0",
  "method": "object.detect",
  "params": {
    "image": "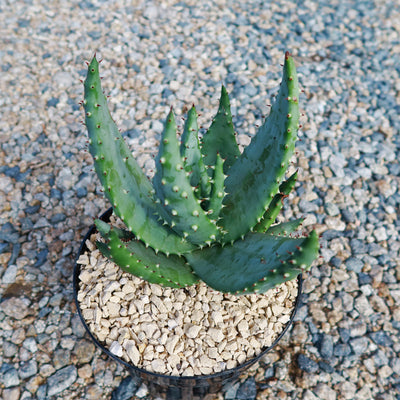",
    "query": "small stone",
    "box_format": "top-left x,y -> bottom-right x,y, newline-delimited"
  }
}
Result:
165,335 -> 180,354
339,328 -> 350,343
111,376 -> 141,400
208,328 -> 224,342
60,336 -> 76,350
143,5 -> 158,19
47,365 -> 77,396
354,294 -> 374,316
151,359 -> 166,374
319,361 -> 334,373
124,340 -> 141,365
350,239 -> 368,254
299,199 -> 319,213
337,381 -> 357,400
23,337 -> 38,353
237,320 -> 250,338
110,341 -> 123,357
73,340 -> 95,364
314,383 -> 337,400
358,273 -> 372,286
199,354 -> 214,368
86,384 -> 103,399
135,383 -> 149,398
141,322 -> 158,338
369,331 -> 393,347
325,203 -> 340,216
345,257 -> 363,273
341,209 -> 356,223
11,327 -> 26,344
3,387 -> 20,400
349,337 -> 369,355
333,344 -> 351,357
349,321 -> 367,337
332,269 -> 350,282
236,377 -> 257,400
19,359 -> 38,379
373,349 -> 389,367
78,364 -> 93,379
3,341 -> 18,357
122,283 -> 136,294
391,357 -> 400,375
39,364 -> 55,378
291,322 -> 309,343
71,314 -> 86,338
167,354 -> 180,369
378,365 -> 393,379
107,302 -> 121,317
53,349 -> 71,369
374,227 -> 388,241
2,264 -> 17,283
318,334 -> 333,358
224,381 -> 240,400
185,324 -> 202,339
297,354 -> 319,373
303,390 -> 319,400
264,366 -> 275,379
53,71 -> 73,88
1,366 -> 20,387
0,297 -> 29,319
